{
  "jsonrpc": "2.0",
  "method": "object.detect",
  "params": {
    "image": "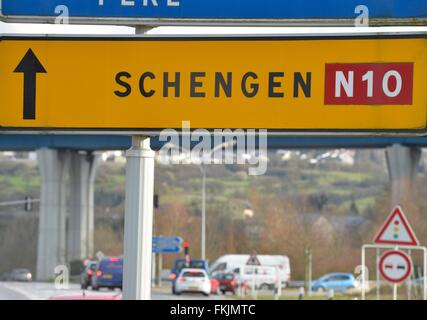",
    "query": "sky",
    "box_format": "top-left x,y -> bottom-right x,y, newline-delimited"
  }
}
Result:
0,21 -> 426,35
